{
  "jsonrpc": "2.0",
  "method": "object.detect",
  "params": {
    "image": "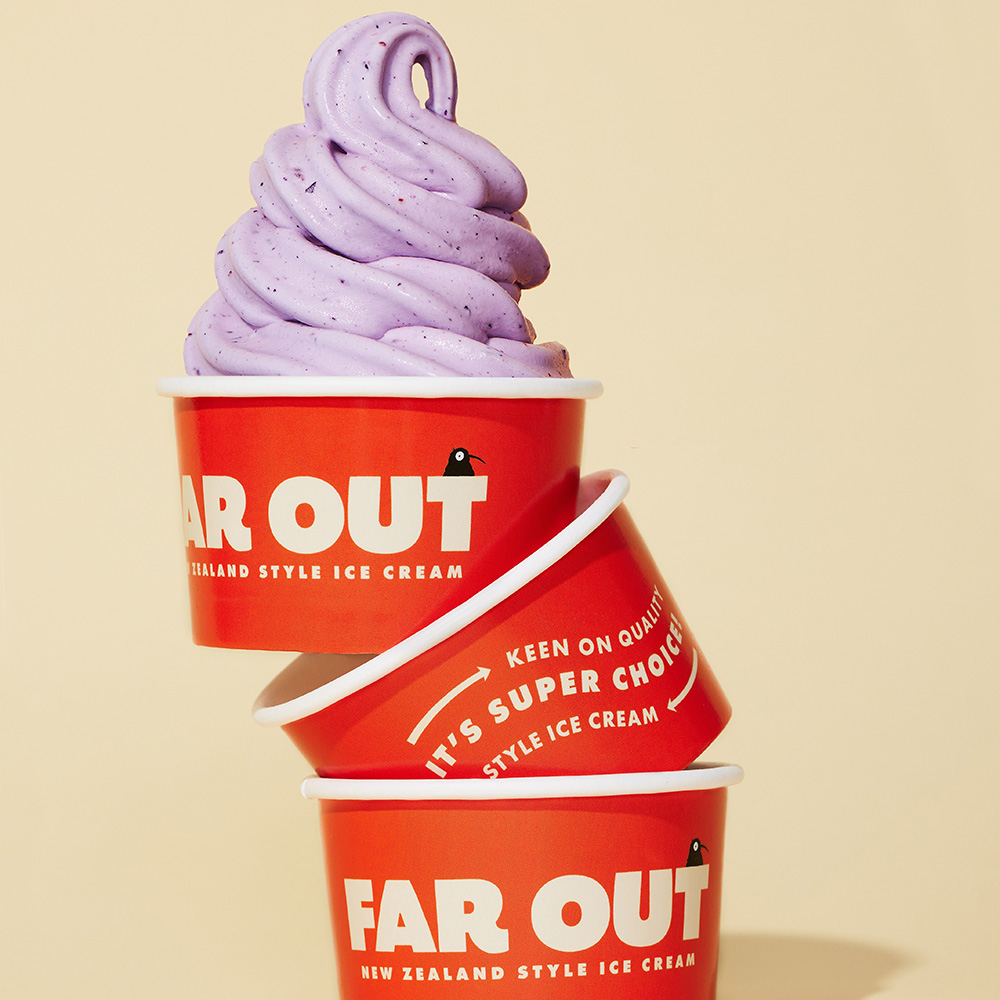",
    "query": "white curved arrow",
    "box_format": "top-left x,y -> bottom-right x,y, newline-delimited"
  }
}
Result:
407,666 -> 491,745
667,649 -> 698,712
